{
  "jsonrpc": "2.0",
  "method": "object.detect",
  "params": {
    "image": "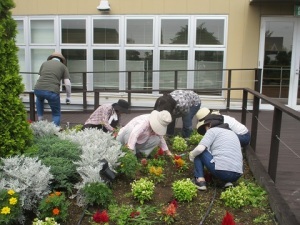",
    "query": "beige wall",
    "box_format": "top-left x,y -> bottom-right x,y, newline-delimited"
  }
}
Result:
12,0 -> 295,101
